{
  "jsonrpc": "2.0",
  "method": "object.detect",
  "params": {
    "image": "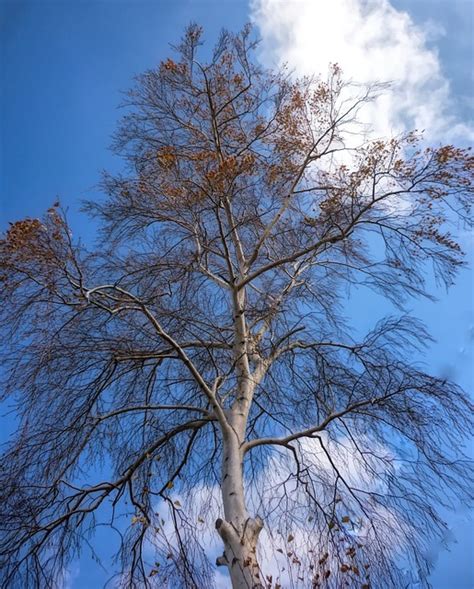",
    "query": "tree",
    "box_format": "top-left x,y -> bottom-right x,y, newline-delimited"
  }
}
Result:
0,24 -> 472,589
